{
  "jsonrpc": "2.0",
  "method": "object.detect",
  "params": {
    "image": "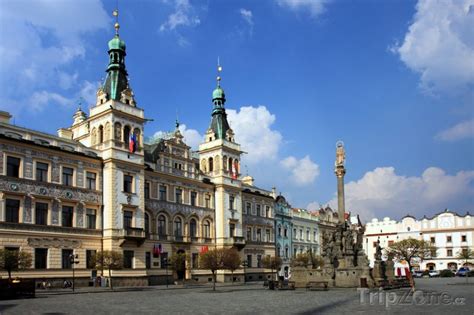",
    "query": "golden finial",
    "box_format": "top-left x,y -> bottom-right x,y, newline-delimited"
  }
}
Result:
113,9 -> 120,34
217,56 -> 222,86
